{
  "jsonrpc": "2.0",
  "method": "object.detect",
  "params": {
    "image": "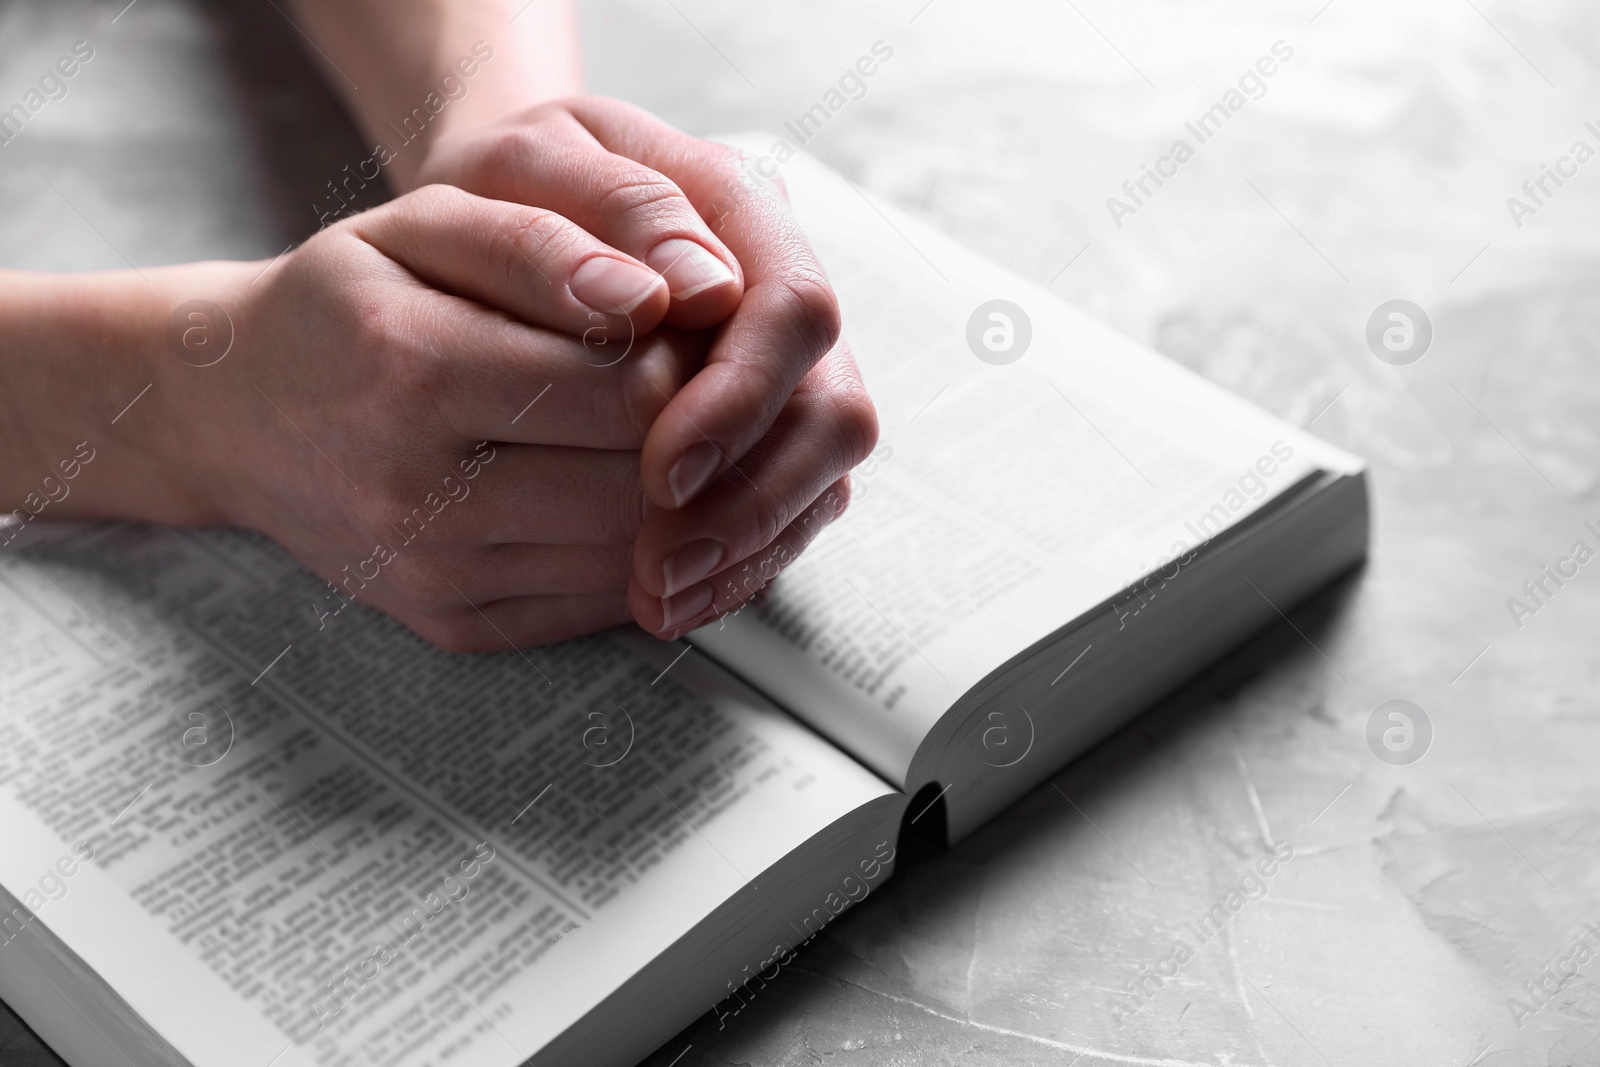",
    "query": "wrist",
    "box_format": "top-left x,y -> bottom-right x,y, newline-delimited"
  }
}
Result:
0,262 -> 258,532
289,0 -> 581,195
